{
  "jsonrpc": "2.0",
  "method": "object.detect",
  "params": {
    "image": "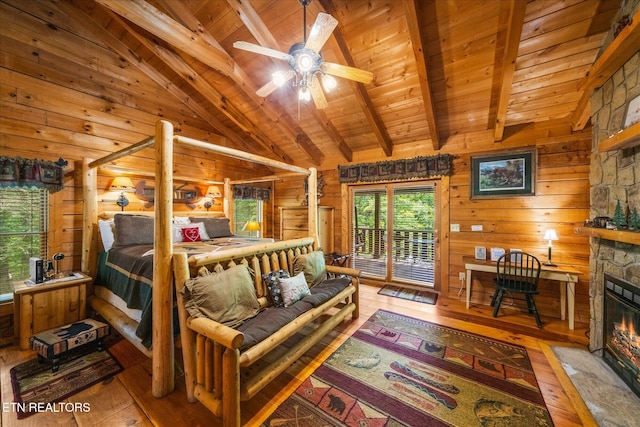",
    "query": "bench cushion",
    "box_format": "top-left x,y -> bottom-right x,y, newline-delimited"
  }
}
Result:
29,318 -> 109,359
236,277 -> 350,350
